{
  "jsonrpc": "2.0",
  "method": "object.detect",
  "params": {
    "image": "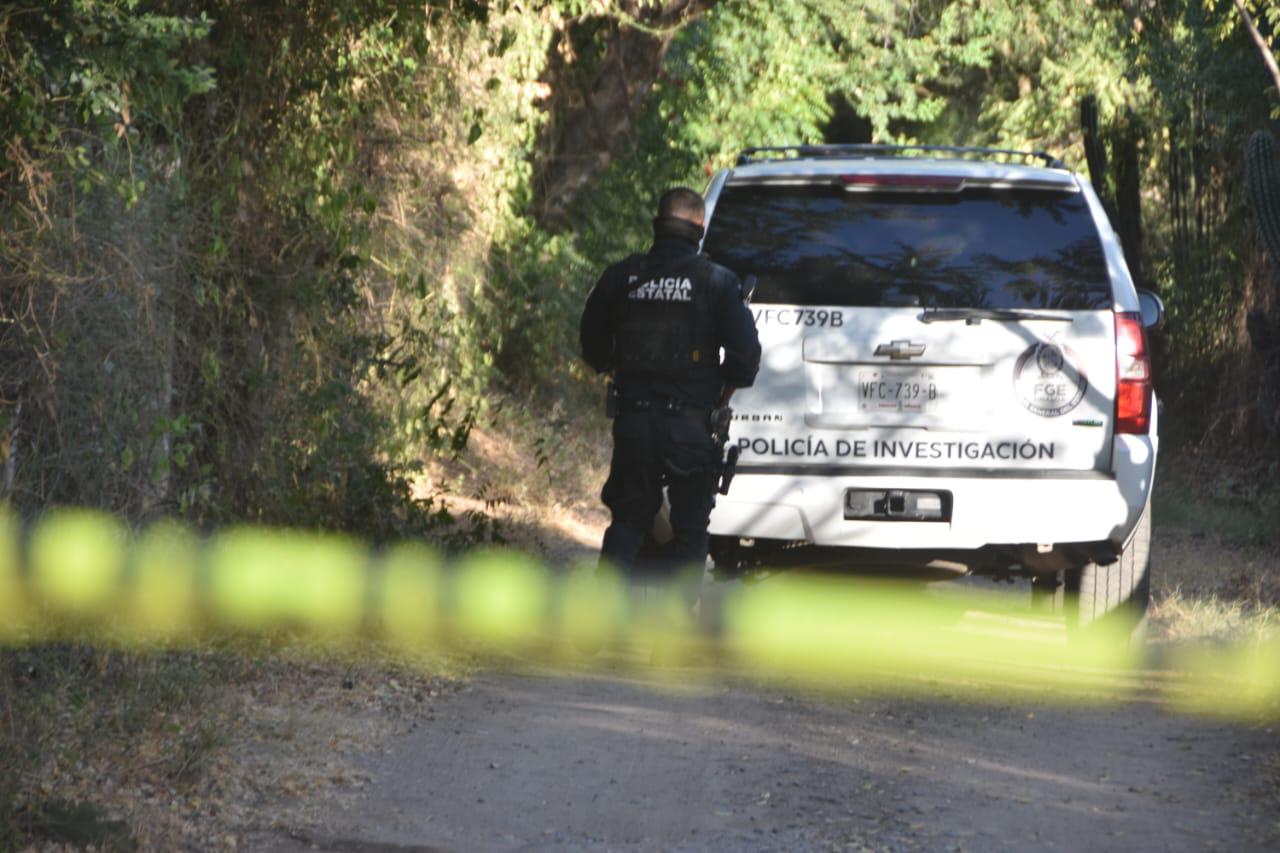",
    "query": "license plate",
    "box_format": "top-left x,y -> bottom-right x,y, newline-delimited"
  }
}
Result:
856,370 -> 939,413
